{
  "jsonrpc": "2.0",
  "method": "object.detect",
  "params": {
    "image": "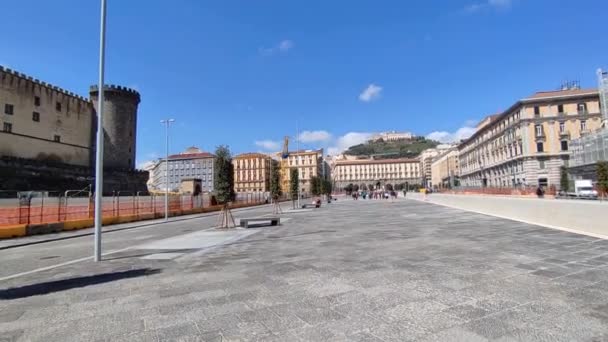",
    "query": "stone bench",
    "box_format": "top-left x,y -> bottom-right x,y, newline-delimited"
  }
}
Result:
239,217 -> 280,229
301,203 -> 320,209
